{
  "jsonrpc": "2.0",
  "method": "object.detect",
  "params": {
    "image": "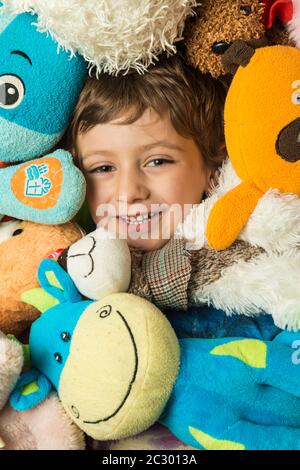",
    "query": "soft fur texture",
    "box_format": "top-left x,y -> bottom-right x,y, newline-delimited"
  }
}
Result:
0,333 -> 23,449
183,0 -> 293,78
0,220 -> 83,336
0,394 -> 85,450
65,228 -> 131,300
0,333 -> 23,410
3,0 -> 197,75
206,45 -> 300,250
176,159 -> 300,331
288,0 -> 300,48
